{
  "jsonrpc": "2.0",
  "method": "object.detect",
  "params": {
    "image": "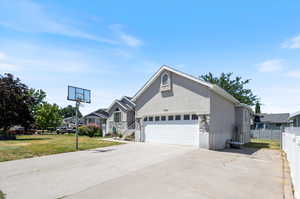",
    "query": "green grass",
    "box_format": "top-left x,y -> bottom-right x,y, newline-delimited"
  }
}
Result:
243,139 -> 280,150
0,190 -> 5,199
0,134 -> 122,162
